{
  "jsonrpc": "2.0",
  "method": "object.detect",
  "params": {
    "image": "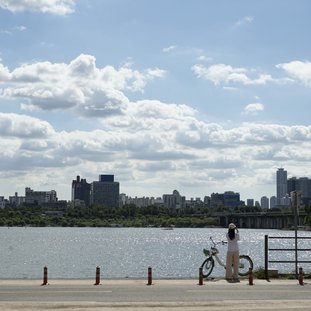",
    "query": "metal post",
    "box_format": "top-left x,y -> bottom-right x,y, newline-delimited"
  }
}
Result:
198,267 -> 203,286
264,235 -> 269,281
291,191 -> 299,278
41,266 -> 48,286
298,267 -> 304,286
248,267 -> 254,286
147,266 -> 152,285
94,266 -> 100,285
